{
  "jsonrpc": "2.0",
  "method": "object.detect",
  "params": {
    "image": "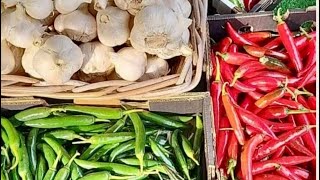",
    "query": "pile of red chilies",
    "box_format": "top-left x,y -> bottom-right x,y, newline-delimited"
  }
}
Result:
210,12 -> 317,180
